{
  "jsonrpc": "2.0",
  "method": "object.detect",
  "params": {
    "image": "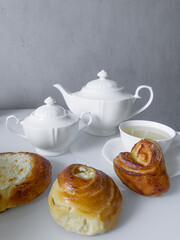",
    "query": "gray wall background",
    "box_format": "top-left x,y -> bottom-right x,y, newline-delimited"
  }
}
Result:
0,0 -> 180,129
